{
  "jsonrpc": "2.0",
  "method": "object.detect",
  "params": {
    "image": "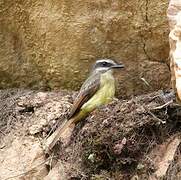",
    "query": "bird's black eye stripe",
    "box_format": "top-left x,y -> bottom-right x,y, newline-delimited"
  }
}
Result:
94,61 -> 112,69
